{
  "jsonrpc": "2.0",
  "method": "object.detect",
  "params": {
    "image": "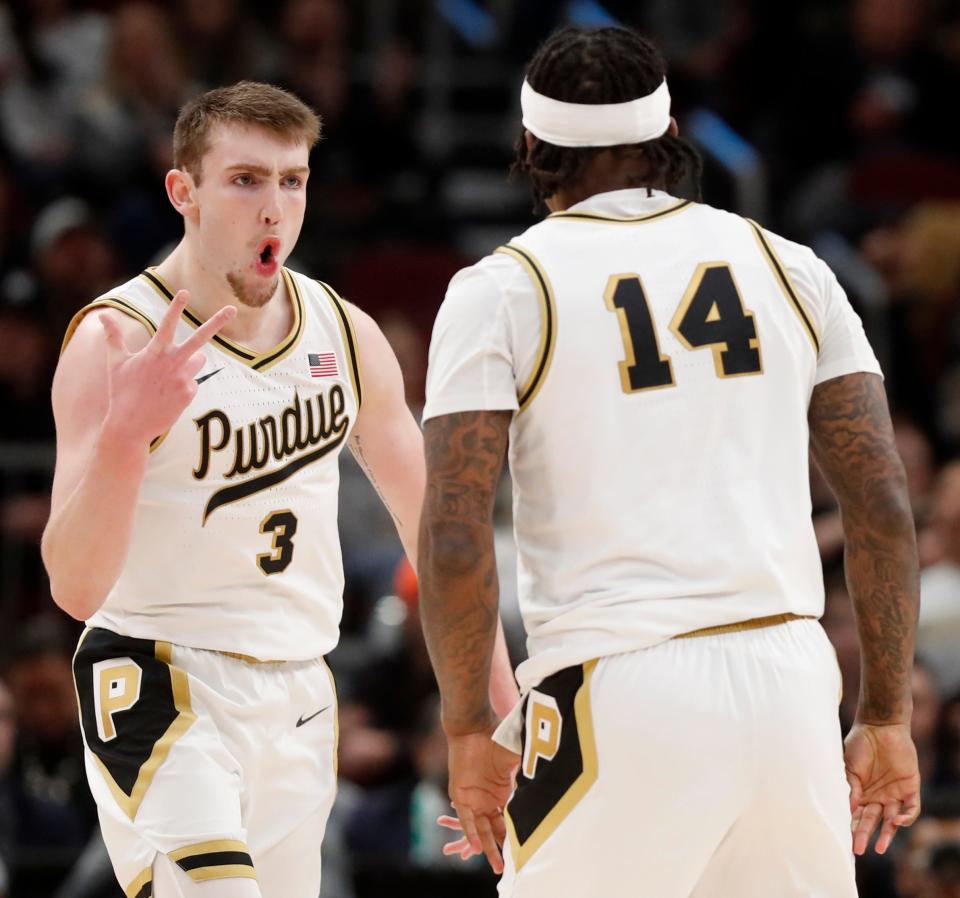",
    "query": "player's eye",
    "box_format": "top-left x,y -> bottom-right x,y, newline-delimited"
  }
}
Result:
233,174 -> 255,186
284,176 -> 303,189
